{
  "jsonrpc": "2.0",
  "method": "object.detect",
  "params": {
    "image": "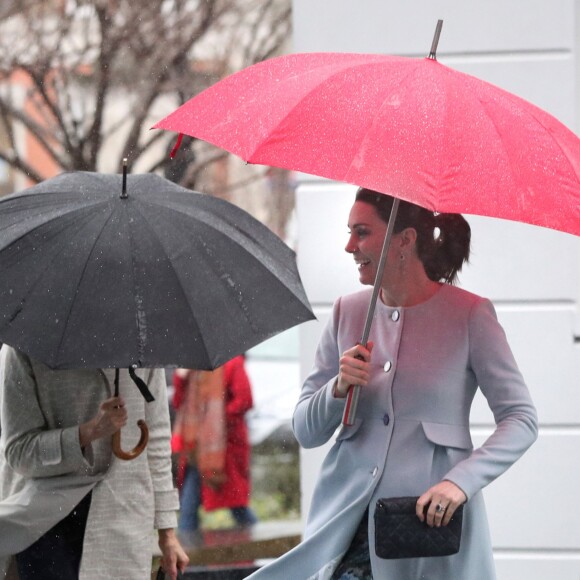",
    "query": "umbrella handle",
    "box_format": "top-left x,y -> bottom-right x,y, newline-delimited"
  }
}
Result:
112,420 -> 149,461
